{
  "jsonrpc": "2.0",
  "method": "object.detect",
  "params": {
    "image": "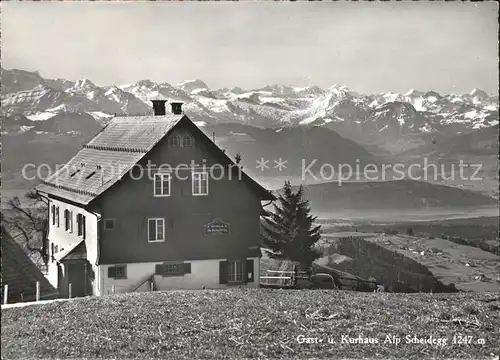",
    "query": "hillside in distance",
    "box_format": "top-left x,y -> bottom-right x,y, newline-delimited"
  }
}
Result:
204,123 -> 379,177
1,113 -> 379,190
287,179 -> 498,217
